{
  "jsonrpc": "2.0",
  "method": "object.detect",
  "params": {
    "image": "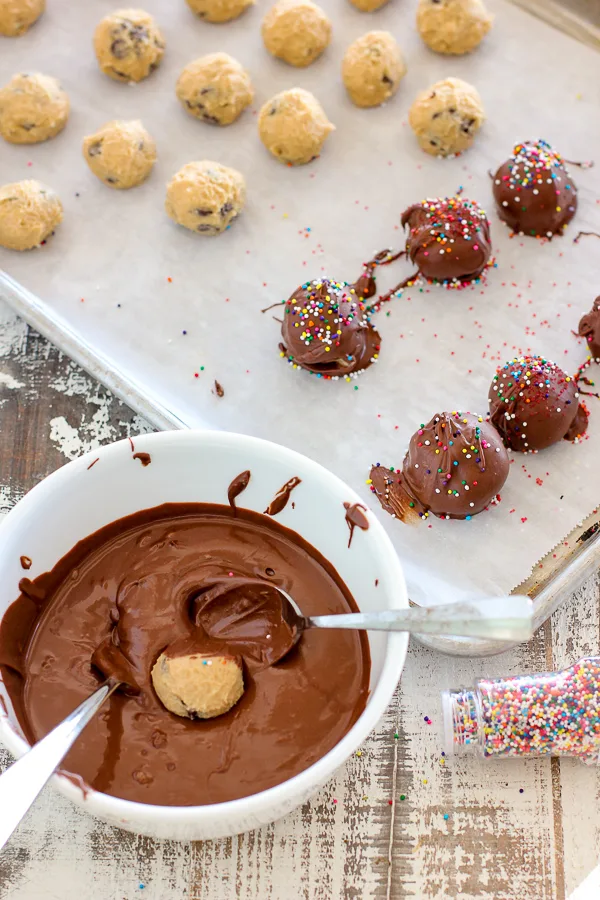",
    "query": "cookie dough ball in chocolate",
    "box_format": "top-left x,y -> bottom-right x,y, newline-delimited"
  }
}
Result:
280,278 -> 381,378
578,297 -> 600,361
489,356 -> 587,452
370,412 -> 509,521
165,160 -> 245,236
259,88 -> 334,165
0,180 -> 62,250
348,0 -> 389,10
0,0 -> 44,35
342,31 -> 406,109
94,9 -> 165,83
0,73 -> 68,145
176,53 -> 253,126
186,0 -> 253,23
417,0 -> 493,55
83,120 -> 156,189
152,650 -> 244,719
409,77 -> 484,156
402,196 -> 492,287
262,0 -> 331,67
492,139 -> 578,238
